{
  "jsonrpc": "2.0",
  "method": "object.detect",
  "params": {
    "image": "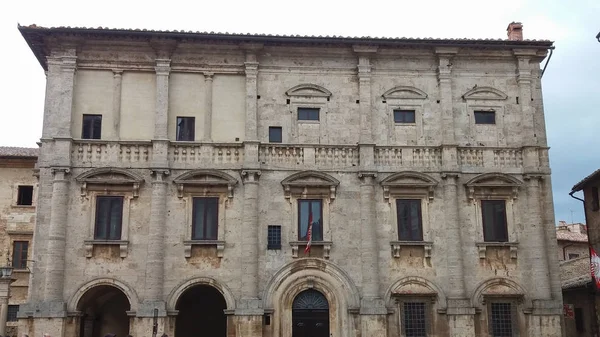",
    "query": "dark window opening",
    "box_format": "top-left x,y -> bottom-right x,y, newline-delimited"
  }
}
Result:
95,196 -> 124,240
592,186 -> 599,211
403,302 -> 427,337
82,114 -> 102,139
177,117 -> 196,141
267,225 -> 282,250
298,108 -> 320,121
12,241 -> 28,269
474,110 -> 496,124
575,307 -> 585,332
394,110 -> 416,124
192,197 -> 219,240
298,200 -> 323,241
482,200 -> 508,242
7,305 -> 19,322
17,185 -> 33,205
396,199 -> 423,241
269,127 -> 282,143
490,302 -> 514,337
568,253 -> 580,260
